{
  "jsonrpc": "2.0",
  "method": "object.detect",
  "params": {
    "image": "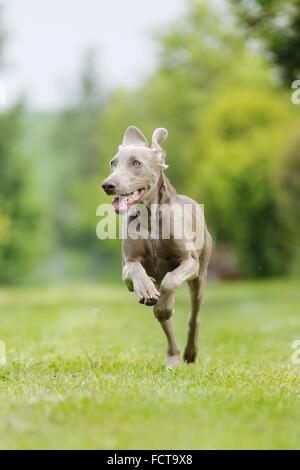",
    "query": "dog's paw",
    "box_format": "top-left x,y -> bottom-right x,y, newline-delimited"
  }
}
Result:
183,347 -> 197,364
166,354 -> 180,369
135,277 -> 160,306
